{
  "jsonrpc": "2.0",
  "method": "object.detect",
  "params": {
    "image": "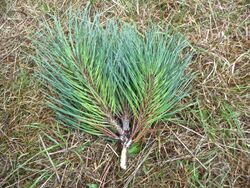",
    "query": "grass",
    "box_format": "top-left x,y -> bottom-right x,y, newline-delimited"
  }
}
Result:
0,0 -> 249,187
